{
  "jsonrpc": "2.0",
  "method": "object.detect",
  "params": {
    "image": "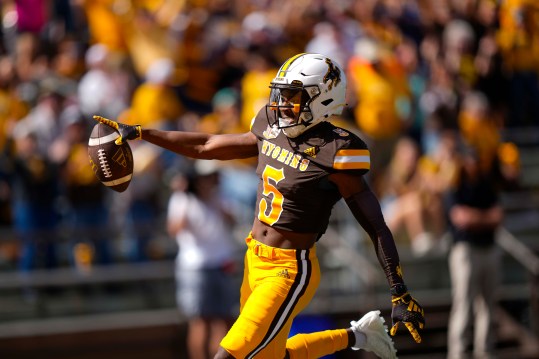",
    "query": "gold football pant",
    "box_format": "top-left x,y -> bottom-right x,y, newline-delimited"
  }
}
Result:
220,234 -> 350,358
